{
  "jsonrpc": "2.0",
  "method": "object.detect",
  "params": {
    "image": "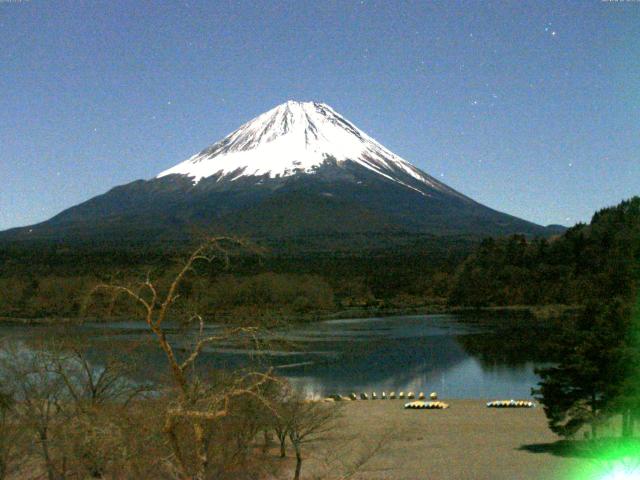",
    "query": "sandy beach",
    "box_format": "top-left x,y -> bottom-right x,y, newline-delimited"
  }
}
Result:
303,399 -> 587,480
